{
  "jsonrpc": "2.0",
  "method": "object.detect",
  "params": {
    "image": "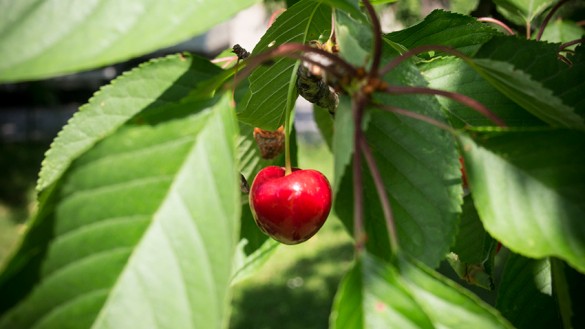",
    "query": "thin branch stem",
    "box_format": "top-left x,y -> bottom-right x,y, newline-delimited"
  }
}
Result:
233,43 -> 356,87
359,133 -> 400,254
353,93 -> 368,253
384,85 -> 506,127
374,103 -> 458,134
379,45 -> 468,76
559,37 -> 585,52
362,0 -> 382,77
526,21 -> 532,40
477,17 -> 516,35
536,0 -> 570,41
